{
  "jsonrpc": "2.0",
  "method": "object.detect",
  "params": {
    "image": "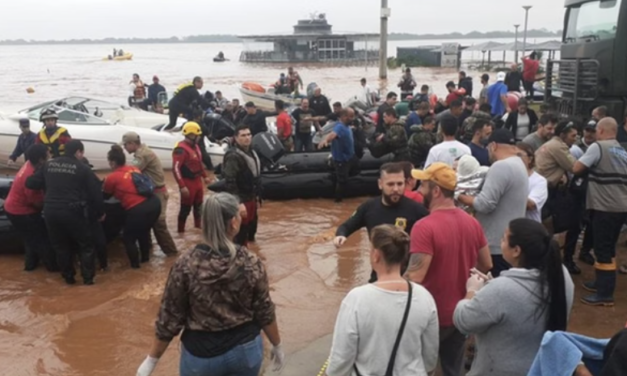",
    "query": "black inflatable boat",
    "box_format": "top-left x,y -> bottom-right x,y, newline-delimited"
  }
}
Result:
209,132 -> 392,200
